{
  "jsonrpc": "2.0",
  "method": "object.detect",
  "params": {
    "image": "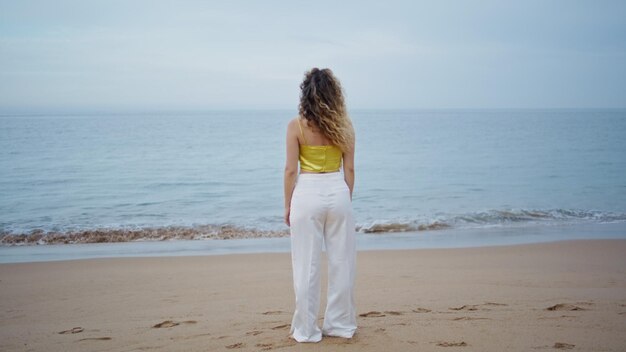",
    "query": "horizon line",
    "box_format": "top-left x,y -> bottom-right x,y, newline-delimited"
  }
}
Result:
1,107 -> 626,117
